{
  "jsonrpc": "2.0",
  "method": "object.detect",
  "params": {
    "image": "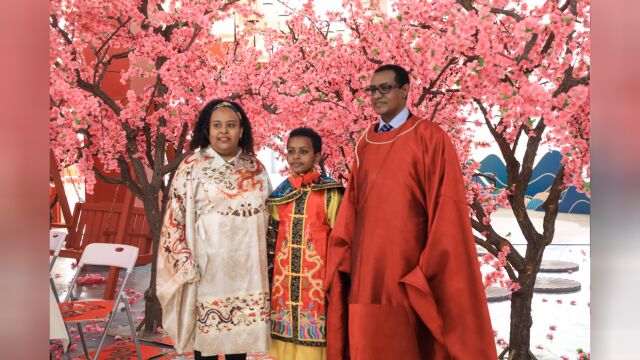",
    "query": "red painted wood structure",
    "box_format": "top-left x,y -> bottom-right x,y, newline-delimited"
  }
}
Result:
50,150 -> 153,300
